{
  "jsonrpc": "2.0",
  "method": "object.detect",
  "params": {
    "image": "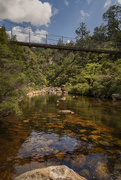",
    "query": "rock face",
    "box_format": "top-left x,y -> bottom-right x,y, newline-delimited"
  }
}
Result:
15,165 -> 87,180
